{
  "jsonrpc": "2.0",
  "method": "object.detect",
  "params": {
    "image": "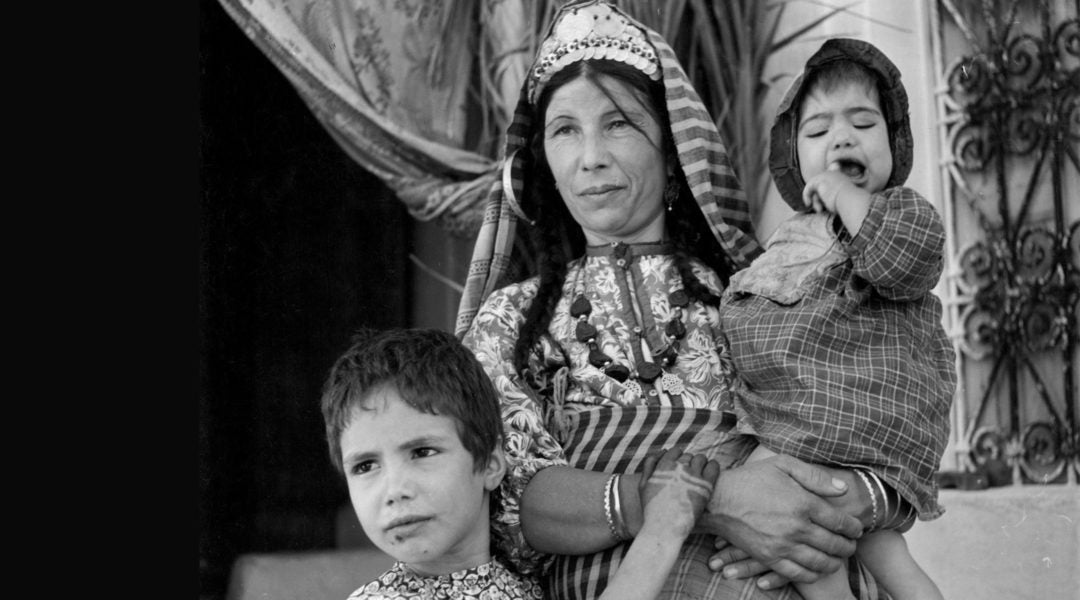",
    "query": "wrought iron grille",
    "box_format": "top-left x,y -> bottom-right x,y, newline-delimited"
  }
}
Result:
934,0 -> 1078,485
